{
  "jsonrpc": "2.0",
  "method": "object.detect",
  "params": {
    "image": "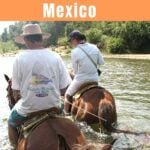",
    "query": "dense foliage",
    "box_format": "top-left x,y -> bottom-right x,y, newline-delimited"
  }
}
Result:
0,21 -> 150,54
